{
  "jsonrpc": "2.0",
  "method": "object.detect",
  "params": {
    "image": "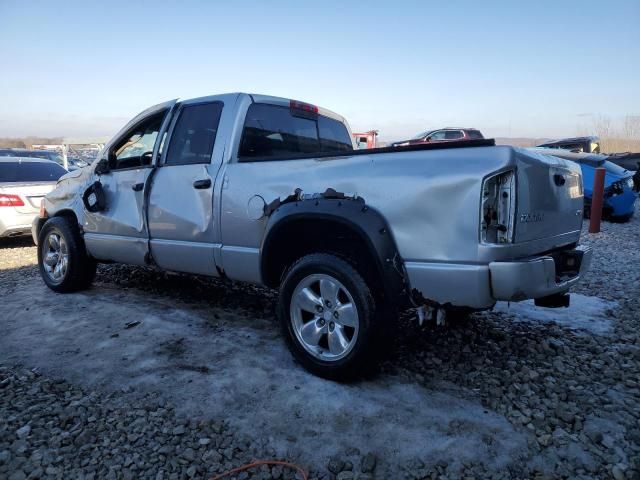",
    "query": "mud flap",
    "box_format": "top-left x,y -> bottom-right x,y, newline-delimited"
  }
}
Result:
82,181 -> 106,212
